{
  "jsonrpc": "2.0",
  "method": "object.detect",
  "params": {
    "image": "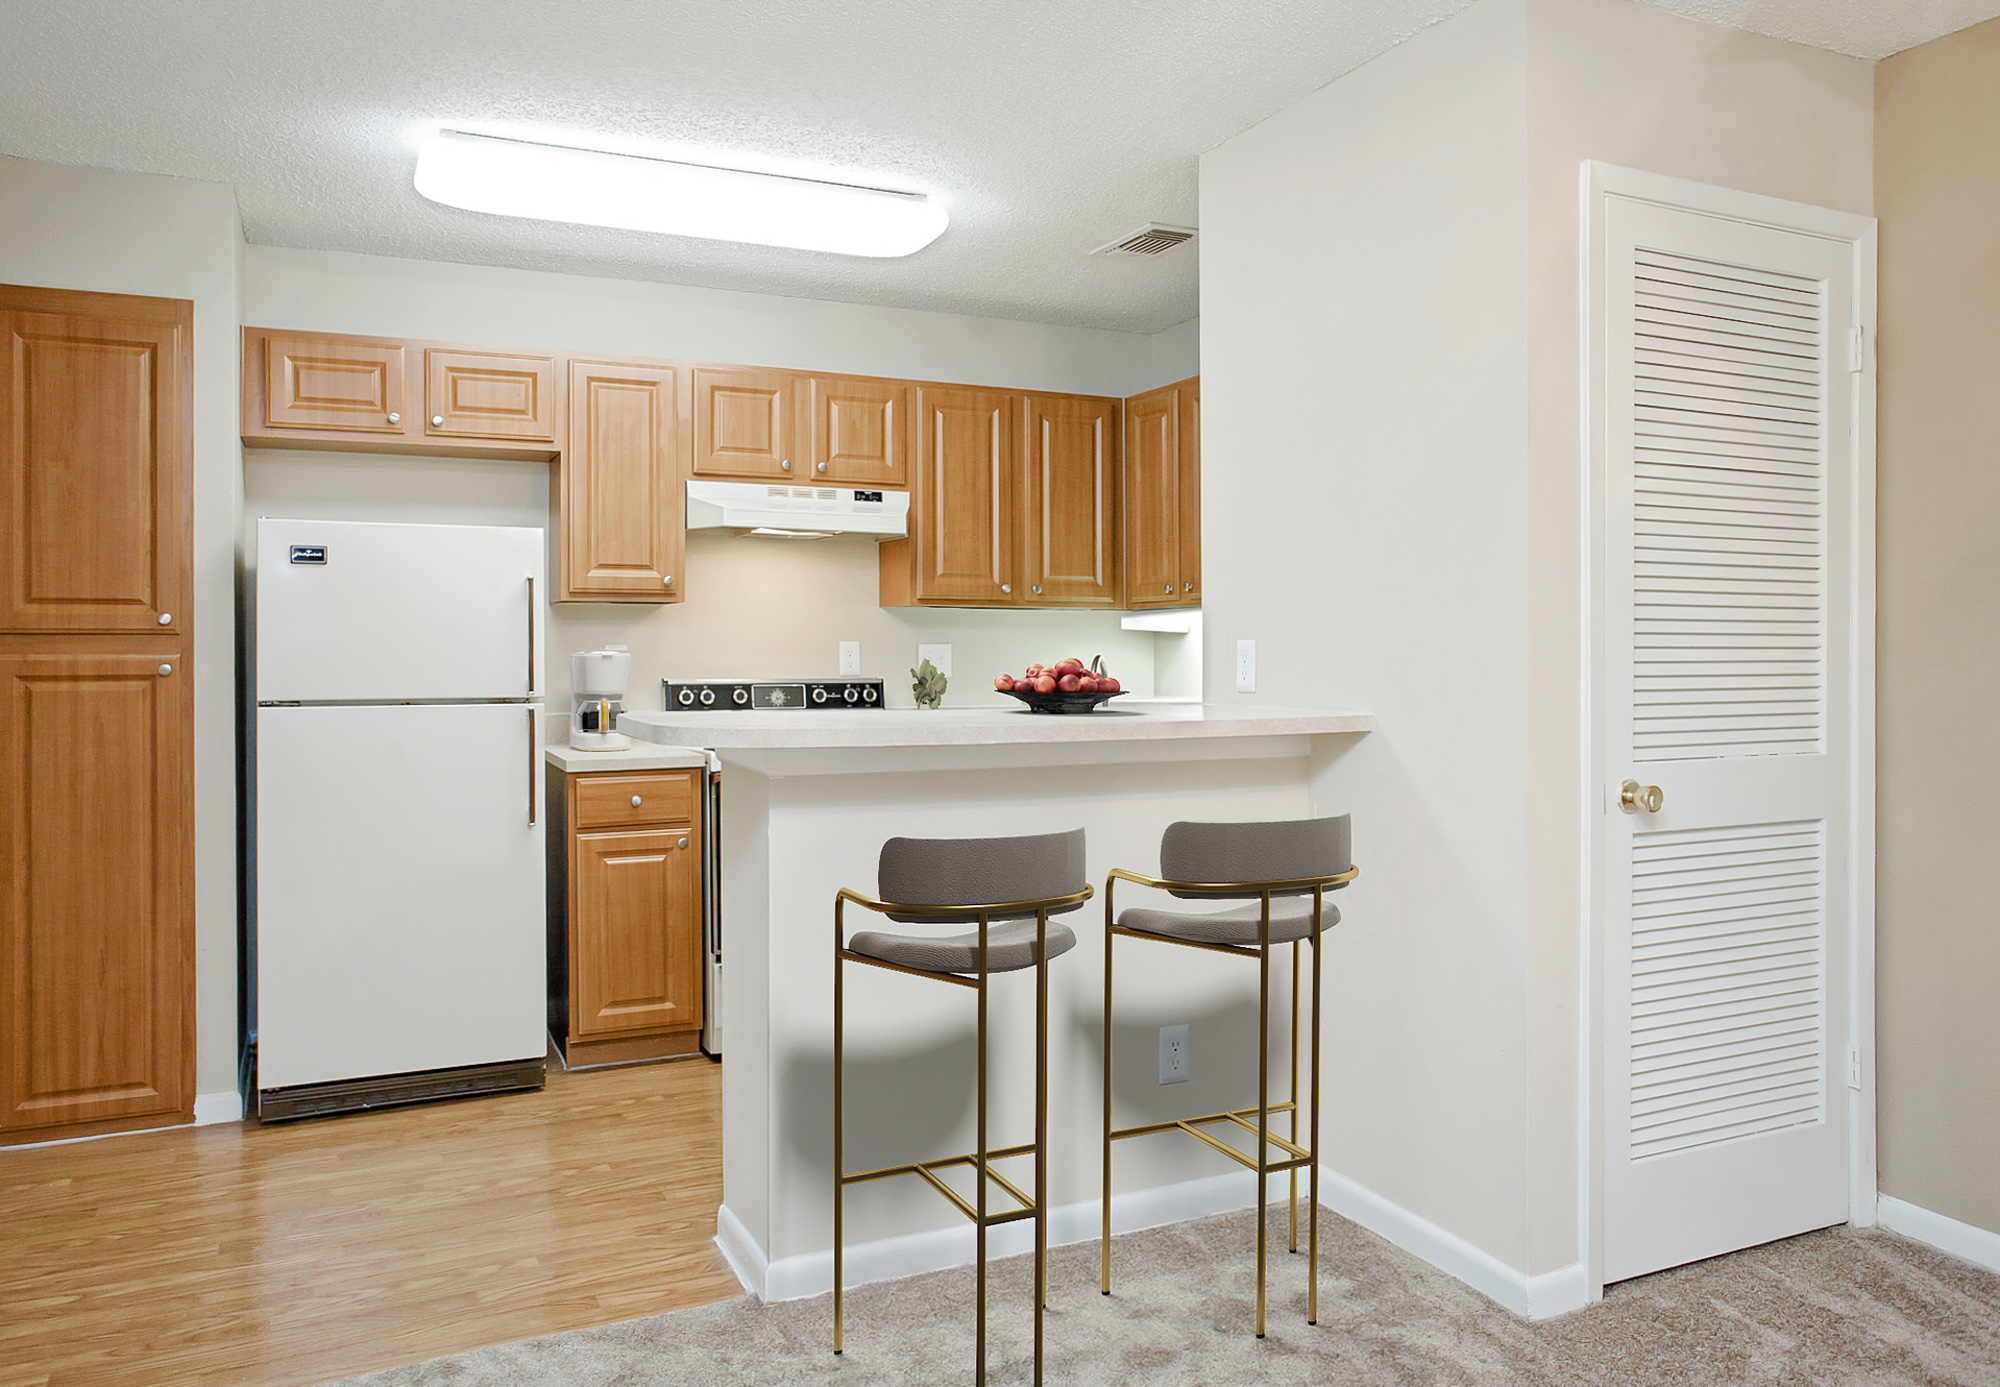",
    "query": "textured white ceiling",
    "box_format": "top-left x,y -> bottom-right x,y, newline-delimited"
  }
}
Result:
2,1 -> 1992,333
